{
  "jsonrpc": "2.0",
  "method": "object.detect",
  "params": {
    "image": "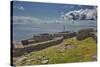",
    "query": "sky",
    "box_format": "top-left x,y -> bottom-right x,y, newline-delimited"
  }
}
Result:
12,1 -> 97,21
